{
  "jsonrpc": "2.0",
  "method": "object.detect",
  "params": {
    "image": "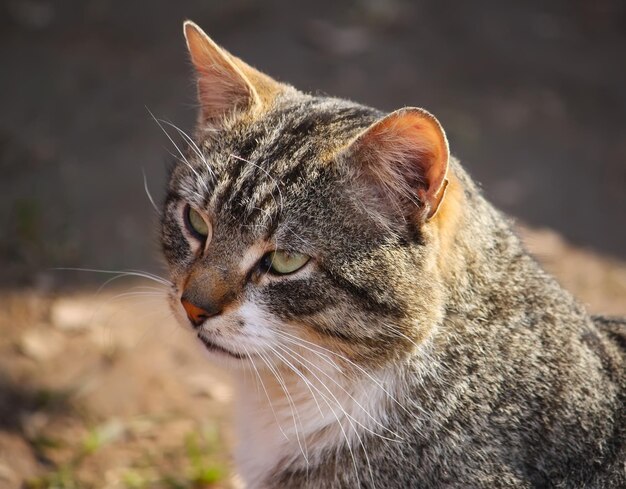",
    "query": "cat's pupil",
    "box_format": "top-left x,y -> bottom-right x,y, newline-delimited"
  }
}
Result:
258,253 -> 274,274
